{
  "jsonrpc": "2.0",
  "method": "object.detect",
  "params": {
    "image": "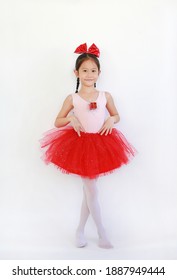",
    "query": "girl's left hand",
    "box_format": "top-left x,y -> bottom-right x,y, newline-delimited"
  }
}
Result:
98,116 -> 115,135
